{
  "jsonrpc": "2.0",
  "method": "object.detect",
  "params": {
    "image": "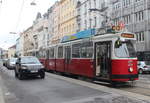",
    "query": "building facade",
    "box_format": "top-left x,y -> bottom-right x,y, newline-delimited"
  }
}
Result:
111,0 -> 150,51
76,0 -> 112,32
19,33 -> 24,56
2,50 -> 8,59
22,26 -> 34,56
16,37 -> 20,57
47,6 -> 55,45
33,13 -> 49,52
59,0 -> 77,39
8,45 -> 16,58
50,1 -> 60,44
